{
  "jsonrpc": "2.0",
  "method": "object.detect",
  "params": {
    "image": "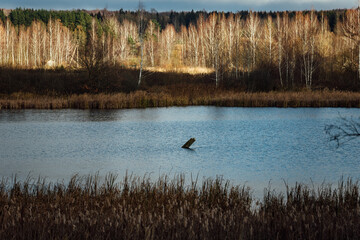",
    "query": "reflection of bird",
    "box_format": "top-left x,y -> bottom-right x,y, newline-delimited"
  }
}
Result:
182,138 -> 196,149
